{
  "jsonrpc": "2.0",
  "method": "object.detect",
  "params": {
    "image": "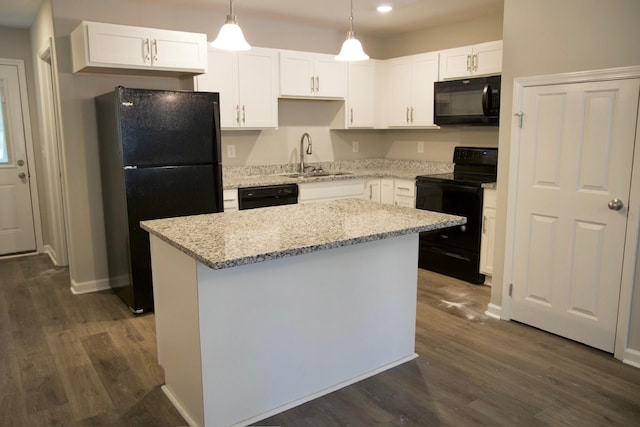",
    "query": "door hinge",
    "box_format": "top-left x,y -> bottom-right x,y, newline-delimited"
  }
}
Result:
509,283 -> 513,297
